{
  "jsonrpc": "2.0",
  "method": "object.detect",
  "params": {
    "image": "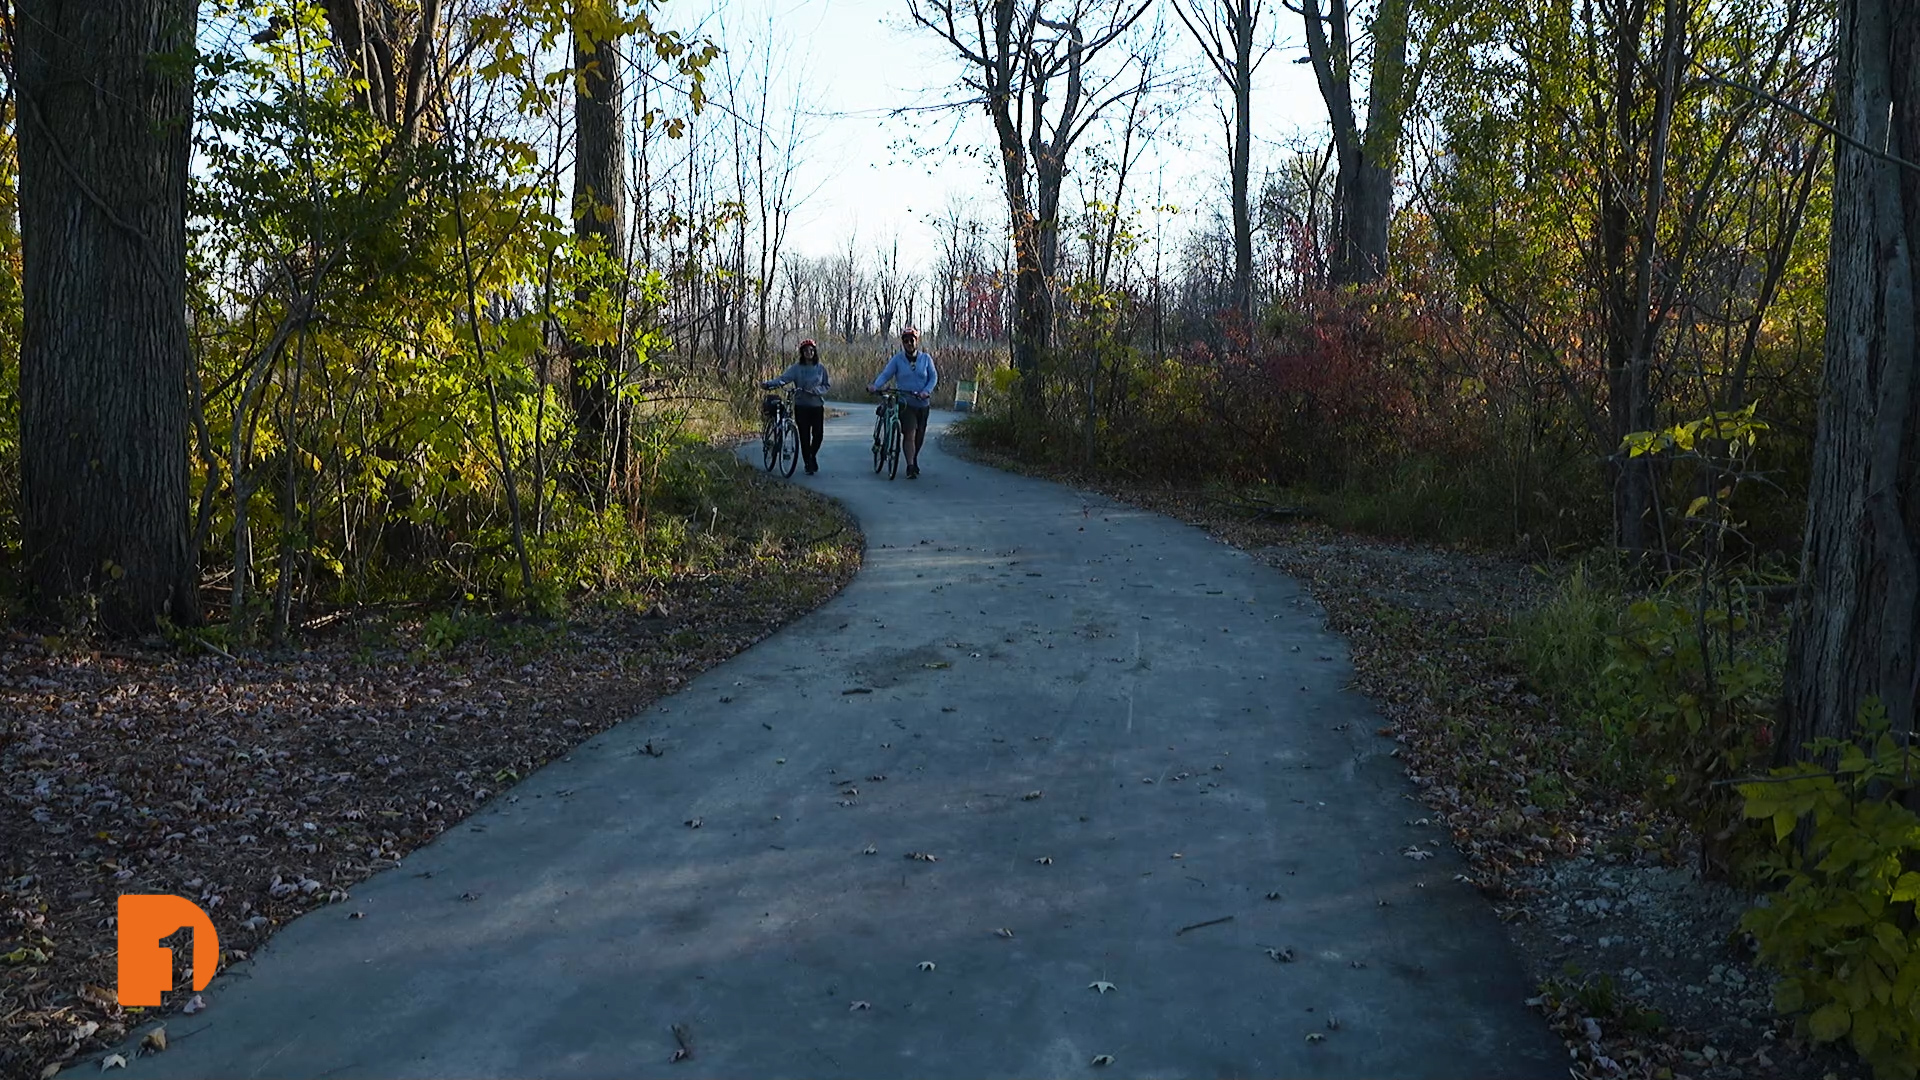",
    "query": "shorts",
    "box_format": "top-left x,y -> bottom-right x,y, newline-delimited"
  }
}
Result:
898,402 -> 930,441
